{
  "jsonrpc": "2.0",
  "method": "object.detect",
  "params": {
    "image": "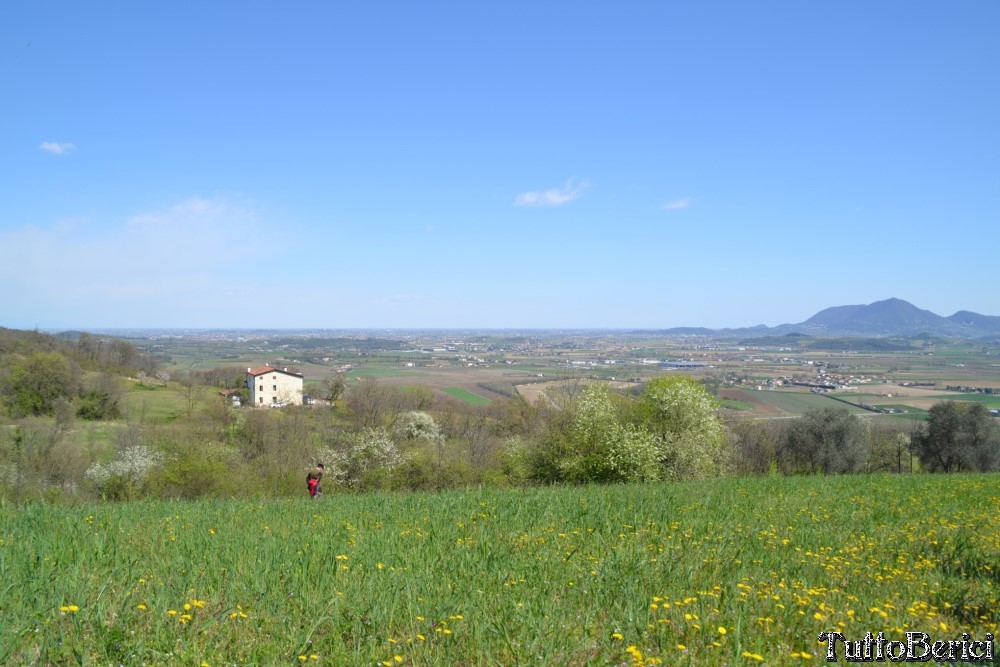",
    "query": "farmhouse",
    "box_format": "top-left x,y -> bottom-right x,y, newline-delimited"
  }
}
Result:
246,366 -> 304,407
